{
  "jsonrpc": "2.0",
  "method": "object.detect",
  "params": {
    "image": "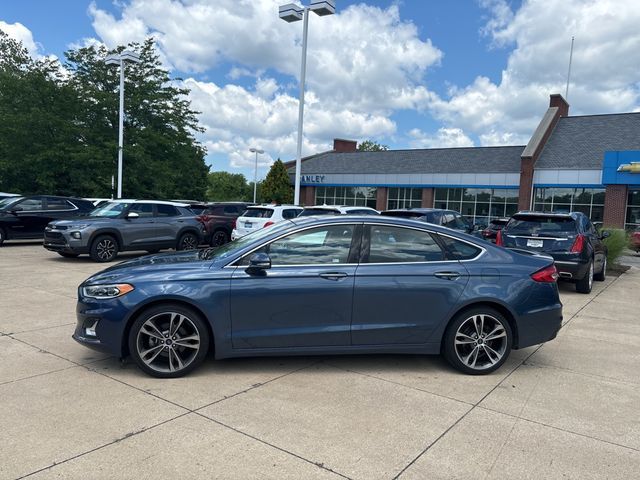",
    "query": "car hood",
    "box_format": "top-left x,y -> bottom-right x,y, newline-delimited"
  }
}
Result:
49,216 -> 111,227
83,250 -> 212,285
